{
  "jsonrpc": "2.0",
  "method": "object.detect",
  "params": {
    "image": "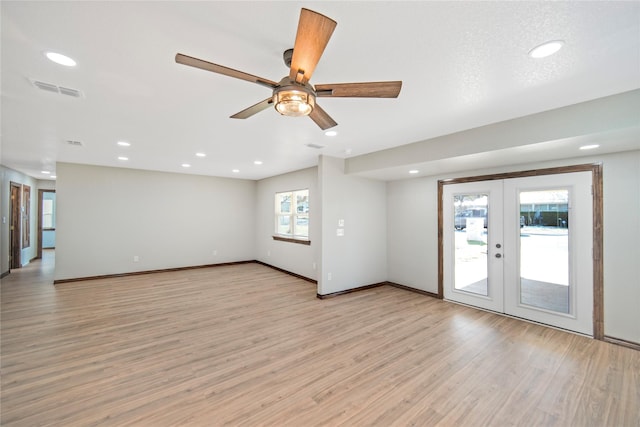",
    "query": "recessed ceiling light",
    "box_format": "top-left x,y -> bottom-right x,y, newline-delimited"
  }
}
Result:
117,141 -> 130,147
196,152 -> 206,157
41,170 -> 51,174
409,169 -> 419,174
528,40 -> 564,59
579,144 -> 600,150
51,175 -> 57,179
325,131 -> 338,137
182,163 -> 191,168
45,51 -> 77,67
232,169 -> 240,173
118,156 -> 129,161
254,160 -> 263,165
